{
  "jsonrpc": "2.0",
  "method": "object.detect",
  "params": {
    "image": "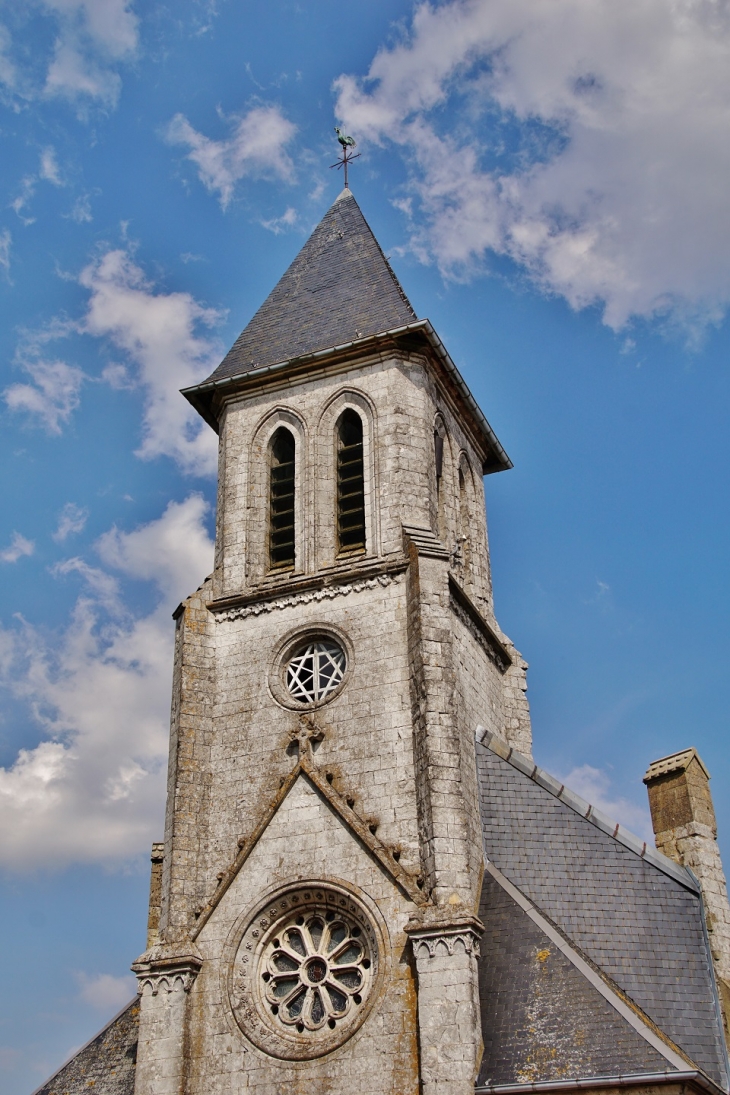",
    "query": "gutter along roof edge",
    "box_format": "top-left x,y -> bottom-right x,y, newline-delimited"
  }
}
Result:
476,1071 -> 727,1095
181,319 -> 512,474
